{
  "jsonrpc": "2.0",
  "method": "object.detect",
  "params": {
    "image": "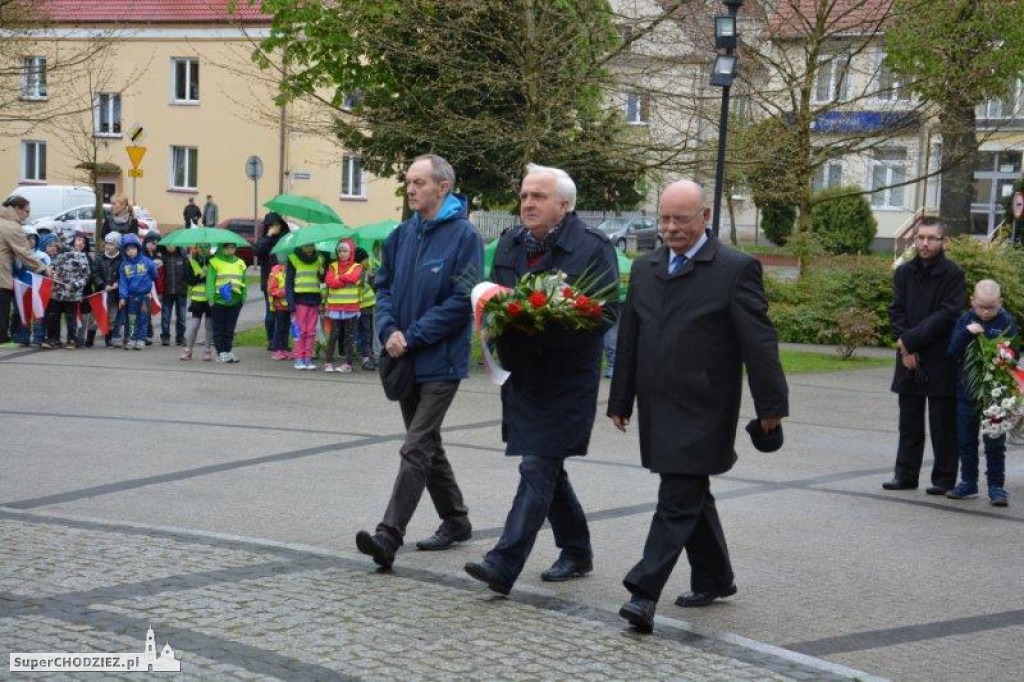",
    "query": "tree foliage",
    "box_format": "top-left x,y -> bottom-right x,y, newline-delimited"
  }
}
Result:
810,185 -> 877,255
759,198 -> 796,246
885,0 -> 1024,235
252,0 -> 645,209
